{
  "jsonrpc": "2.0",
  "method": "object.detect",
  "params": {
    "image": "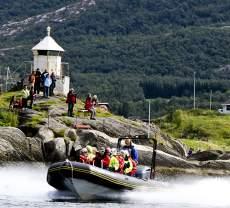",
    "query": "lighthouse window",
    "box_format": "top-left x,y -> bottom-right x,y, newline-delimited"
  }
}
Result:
38,50 -> 48,55
37,50 -> 61,56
